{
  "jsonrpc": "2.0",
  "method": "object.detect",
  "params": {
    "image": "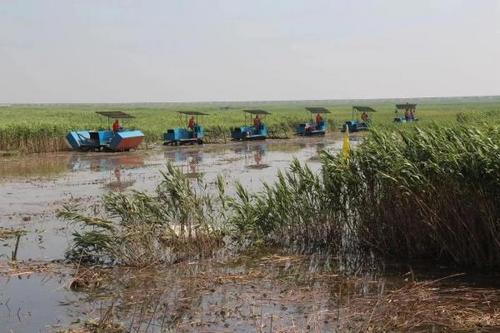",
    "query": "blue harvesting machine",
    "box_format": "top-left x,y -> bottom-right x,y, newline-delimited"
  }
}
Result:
296,107 -> 330,136
231,109 -> 271,141
66,111 -> 144,152
342,106 -> 376,133
164,111 -> 208,145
